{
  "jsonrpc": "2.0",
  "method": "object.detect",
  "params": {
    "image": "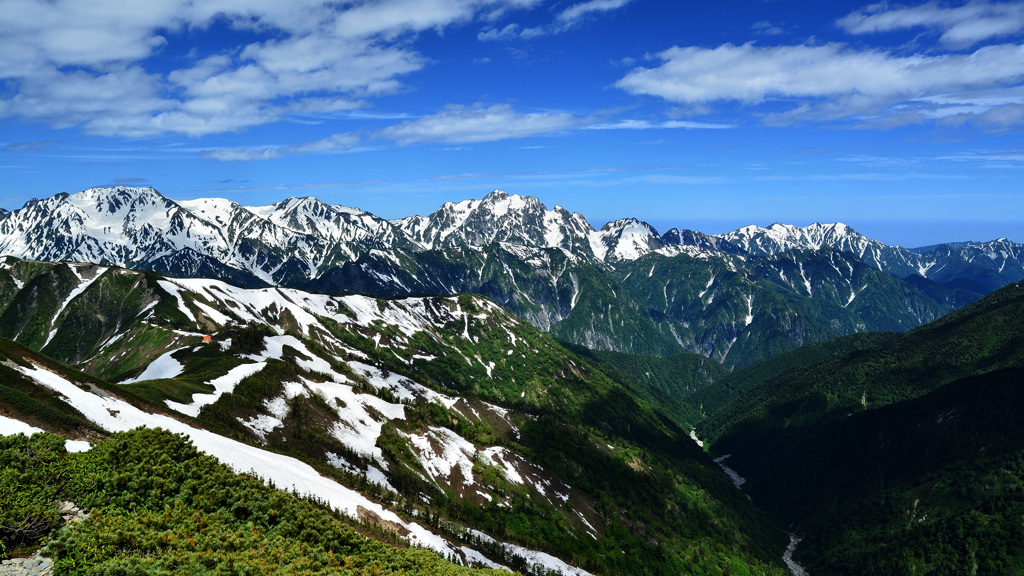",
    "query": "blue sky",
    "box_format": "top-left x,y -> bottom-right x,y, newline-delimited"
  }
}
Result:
2,0 -> 1023,247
